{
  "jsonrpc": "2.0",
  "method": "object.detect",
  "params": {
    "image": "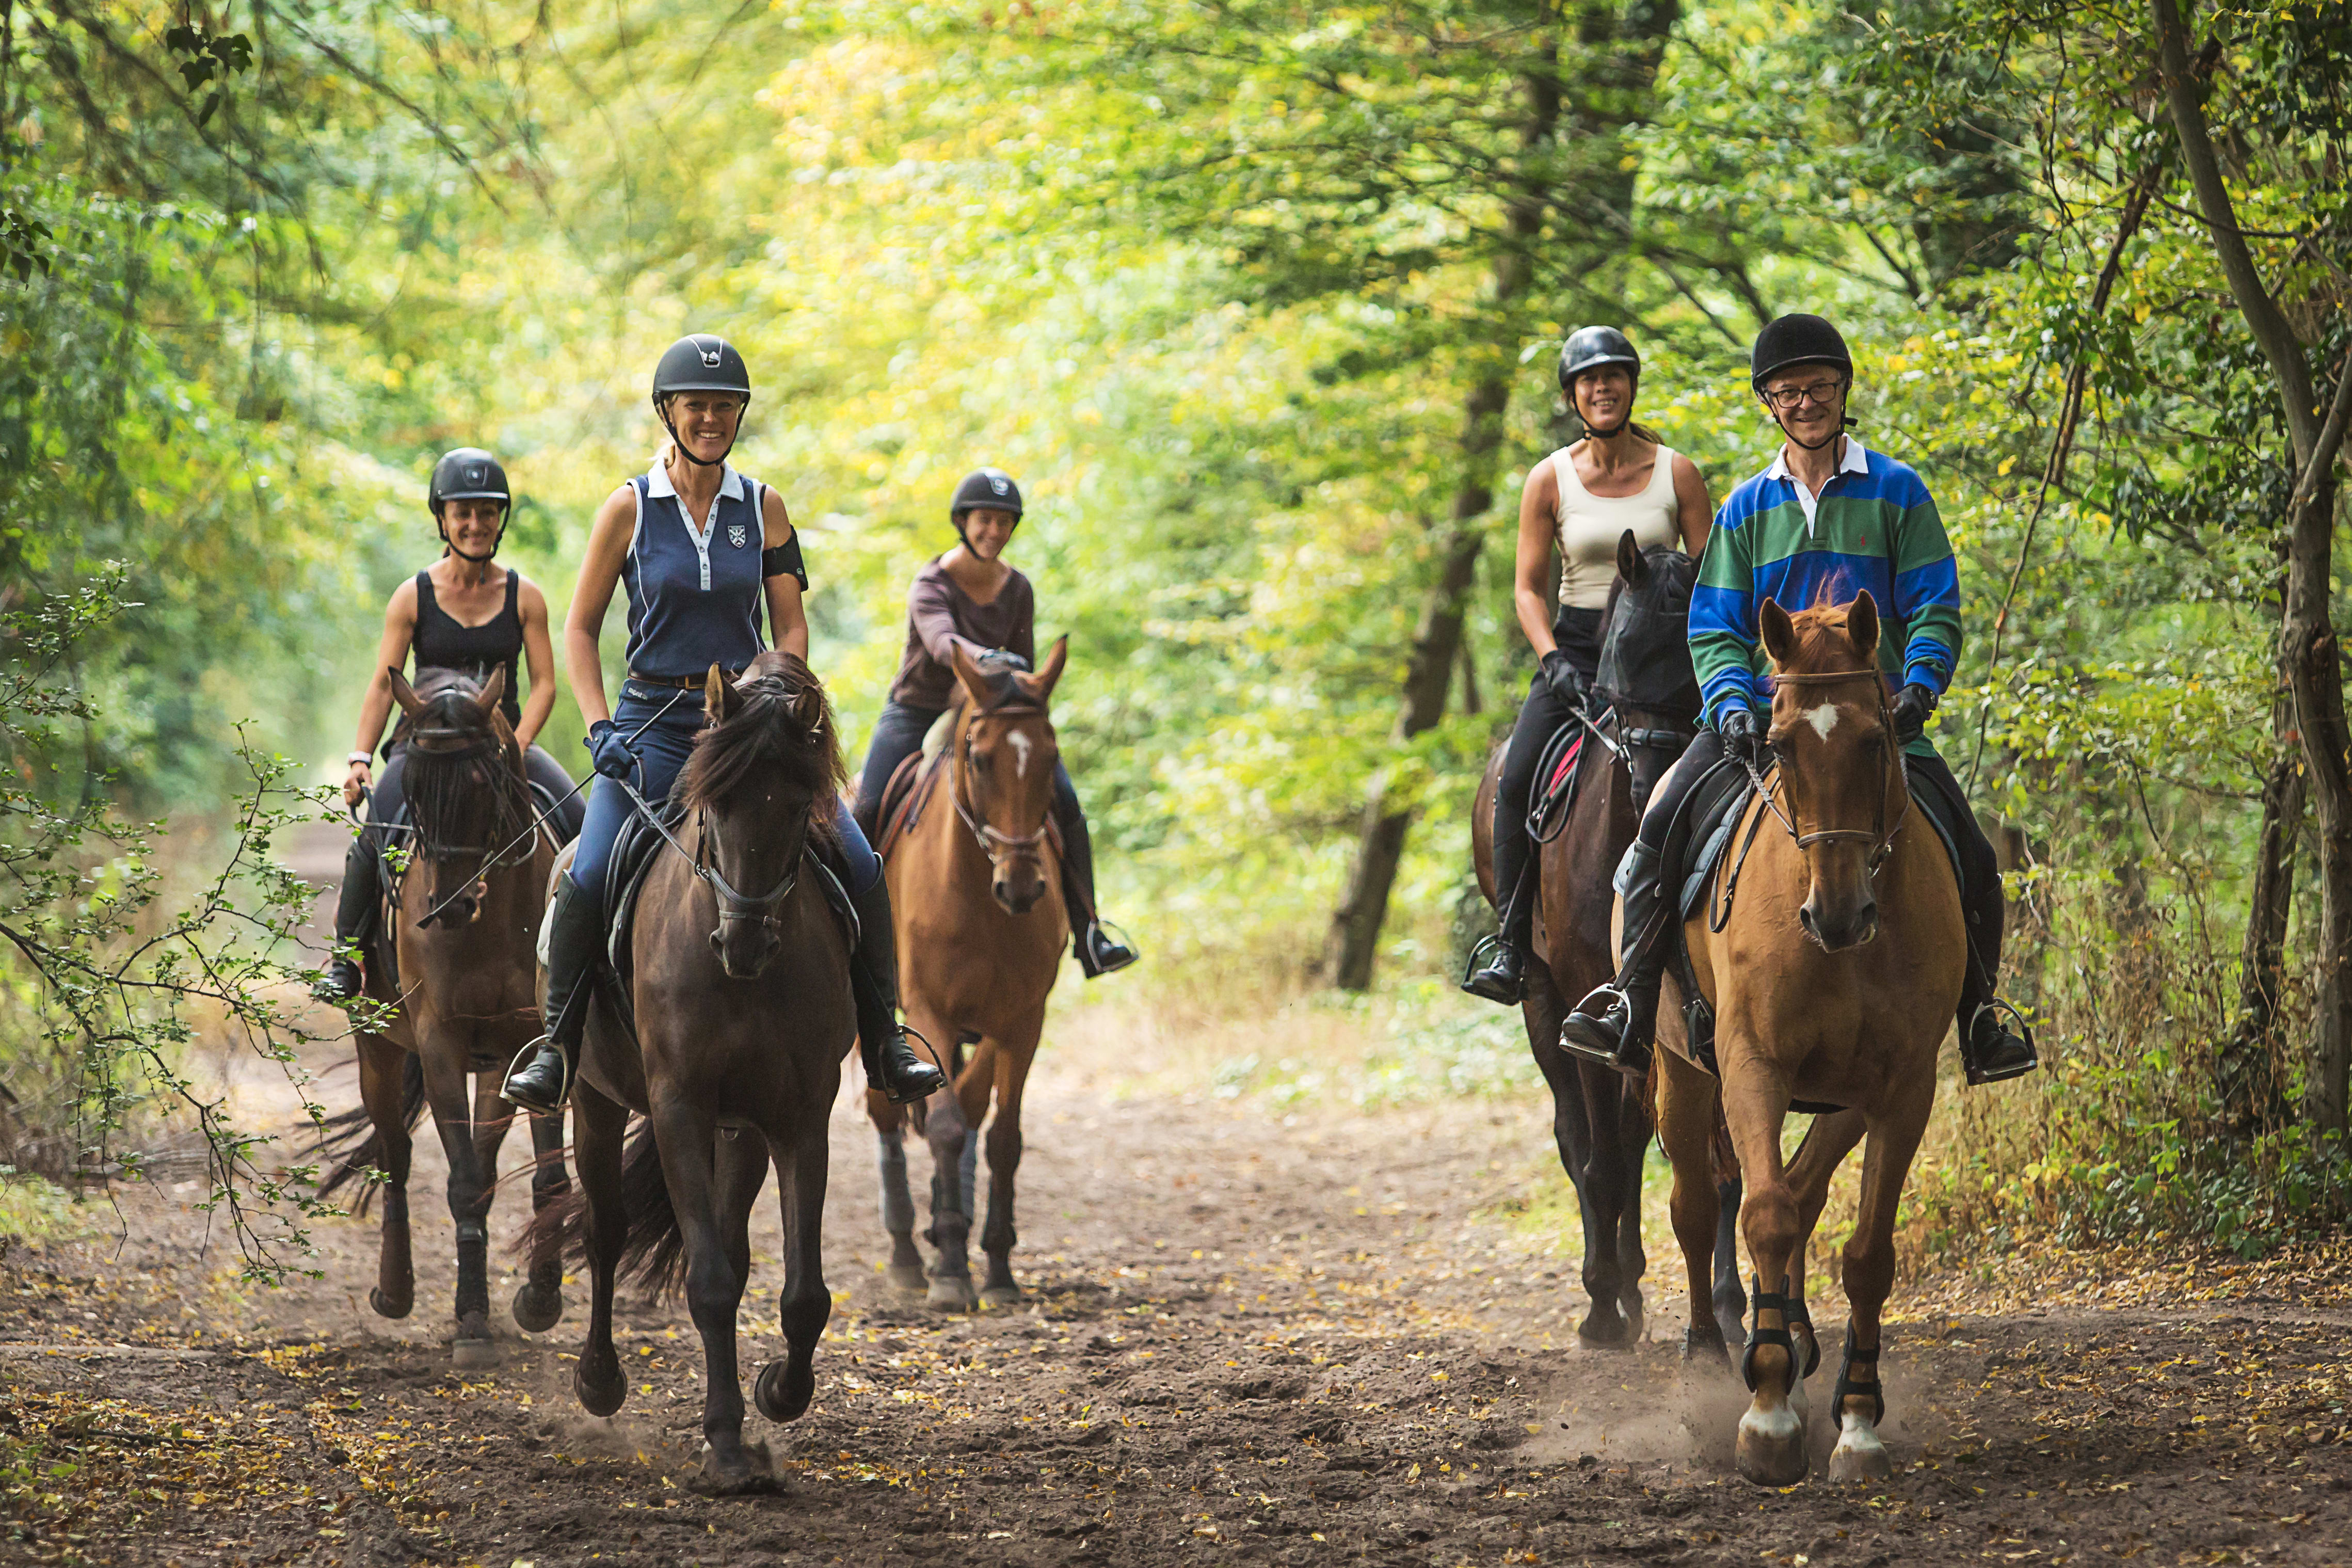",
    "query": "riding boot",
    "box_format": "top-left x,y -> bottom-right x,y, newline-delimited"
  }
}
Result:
1560,839 -> 1670,1075
1960,1002 -> 2039,1086
500,872 -> 600,1114
847,875 -> 949,1104
1462,860 -> 1535,1004
313,834 -> 379,1005
1056,798 -> 1137,979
